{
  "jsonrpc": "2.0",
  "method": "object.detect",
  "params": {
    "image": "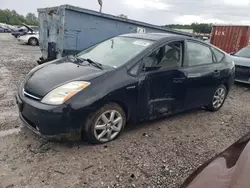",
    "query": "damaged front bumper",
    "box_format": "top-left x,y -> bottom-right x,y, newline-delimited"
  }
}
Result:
19,112 -> 81,141
15,93 -> 82,141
